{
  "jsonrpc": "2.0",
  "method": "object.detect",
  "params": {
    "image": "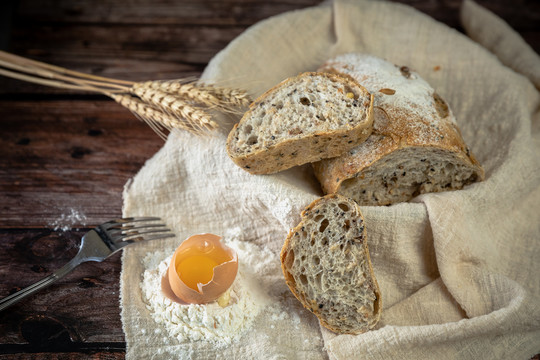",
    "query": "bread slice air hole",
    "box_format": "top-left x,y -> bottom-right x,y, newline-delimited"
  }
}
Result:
246,135 -> 258,145
319,219 -> 329,232
321,236 -> 329,246
338,203 -> 350,211
315,272 -> 322,289
300,97 -> 311,106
